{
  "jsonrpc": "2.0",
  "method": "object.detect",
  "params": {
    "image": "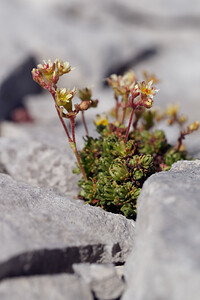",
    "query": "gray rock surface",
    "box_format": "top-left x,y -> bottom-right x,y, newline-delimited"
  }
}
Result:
0,274 -> 93,300
123,160 -> 200,300
0,136 -> 79,196
0,173 -> 135,281
73,263 -> 125,300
